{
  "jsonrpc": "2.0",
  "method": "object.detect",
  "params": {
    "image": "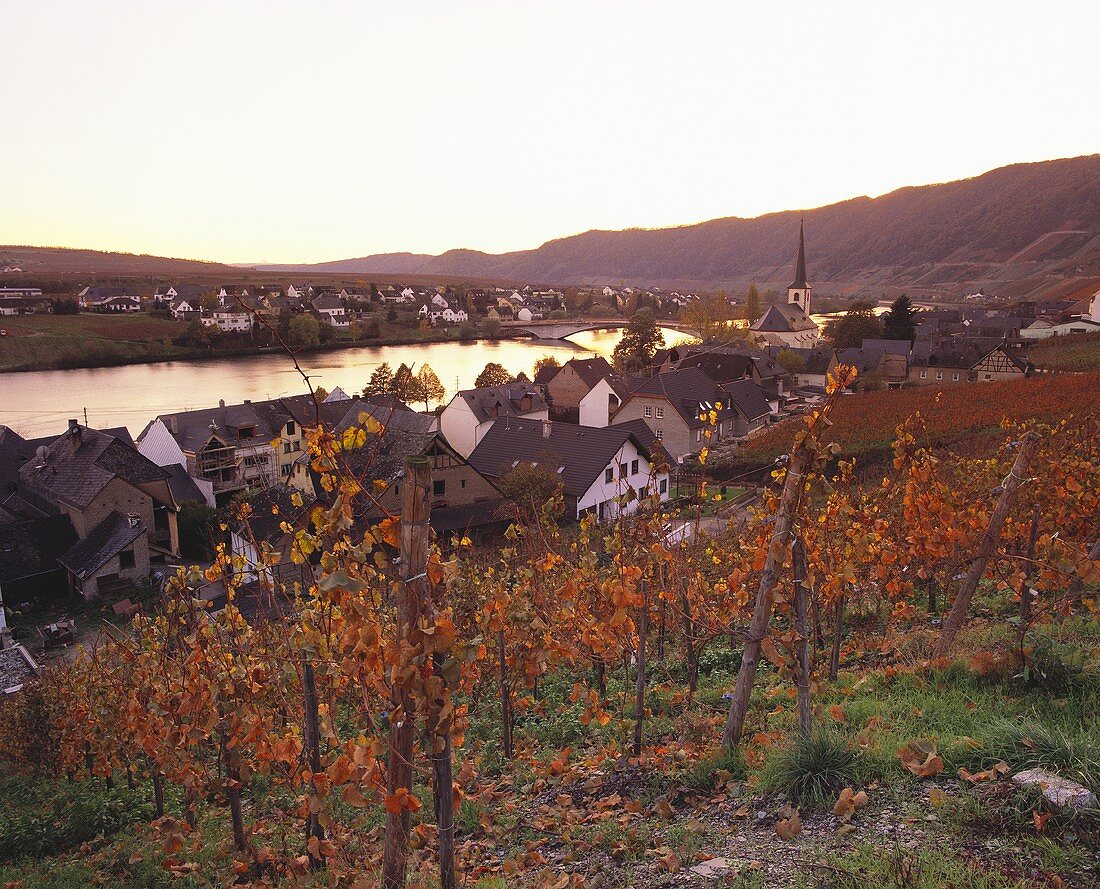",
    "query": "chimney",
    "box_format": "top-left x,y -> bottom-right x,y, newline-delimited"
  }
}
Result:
219,399 -> 226,408
542,419 -> 552,438
68,418 -> 82,452
167,415 -> 177,435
